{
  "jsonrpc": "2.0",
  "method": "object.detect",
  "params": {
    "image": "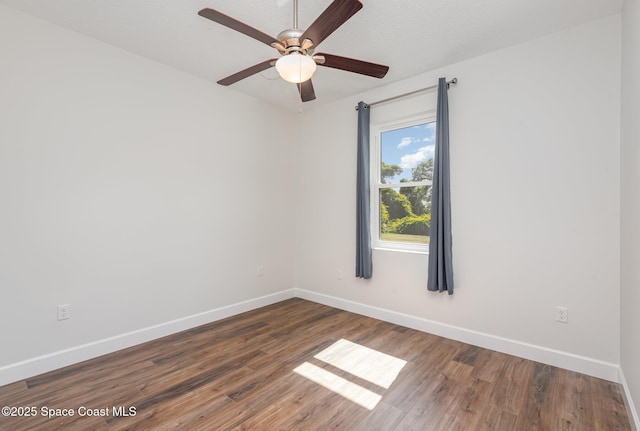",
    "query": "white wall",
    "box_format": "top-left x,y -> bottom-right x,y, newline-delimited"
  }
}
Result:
0,5 -> 296,369
295,15 -> 621,372
621,0 -> 640,426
